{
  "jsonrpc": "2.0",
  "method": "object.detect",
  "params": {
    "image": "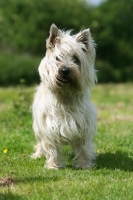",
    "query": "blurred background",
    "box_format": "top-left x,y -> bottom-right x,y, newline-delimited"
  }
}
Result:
0,0 -> 133,86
